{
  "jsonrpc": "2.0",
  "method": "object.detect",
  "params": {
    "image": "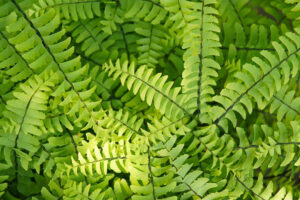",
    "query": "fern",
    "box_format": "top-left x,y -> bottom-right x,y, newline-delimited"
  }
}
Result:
0,0 -> 300,199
